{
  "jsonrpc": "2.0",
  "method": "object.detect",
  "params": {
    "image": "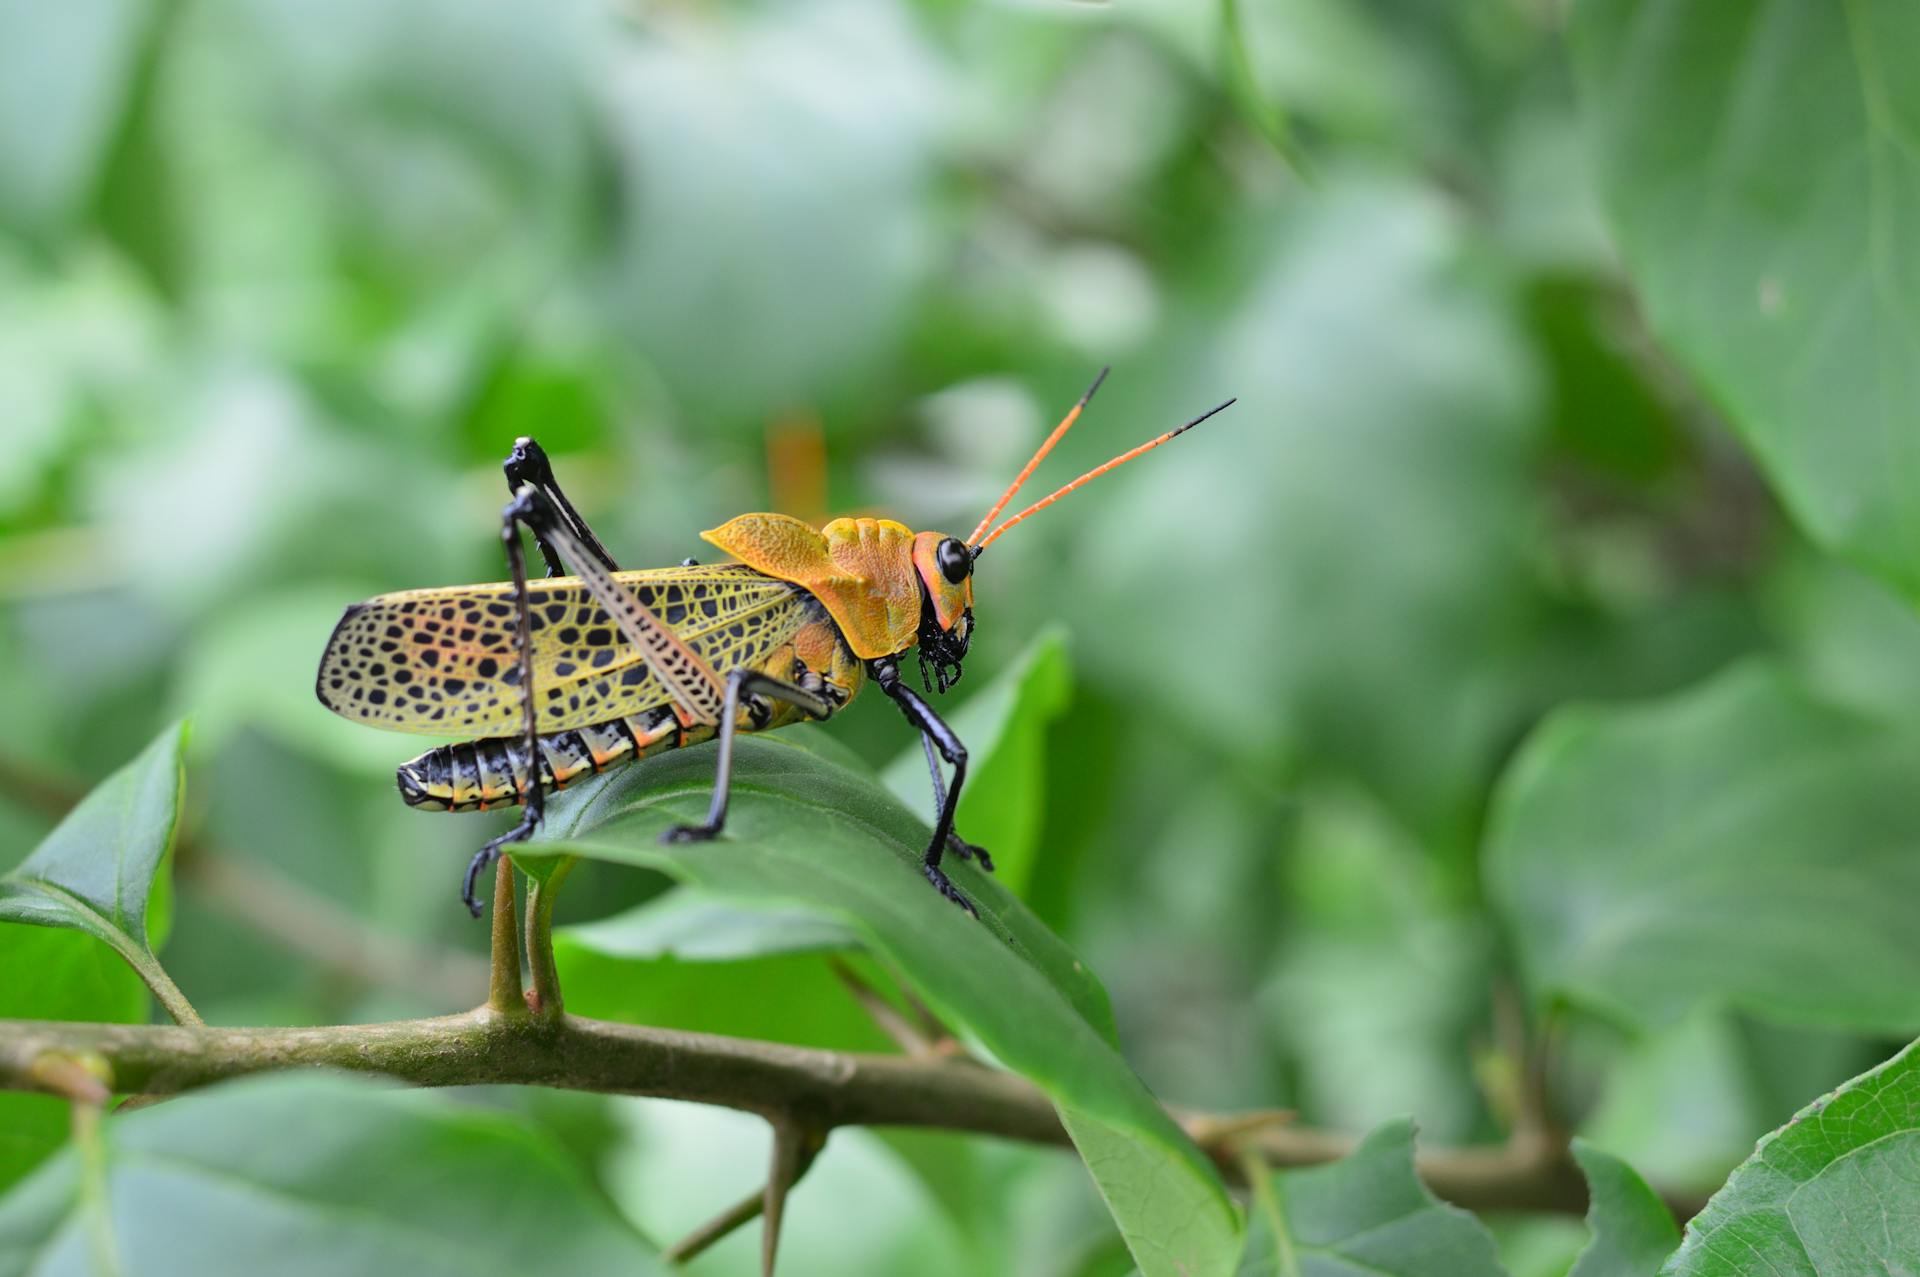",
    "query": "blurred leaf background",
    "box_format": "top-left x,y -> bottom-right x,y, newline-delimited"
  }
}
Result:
6,0 -> 1920,1273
